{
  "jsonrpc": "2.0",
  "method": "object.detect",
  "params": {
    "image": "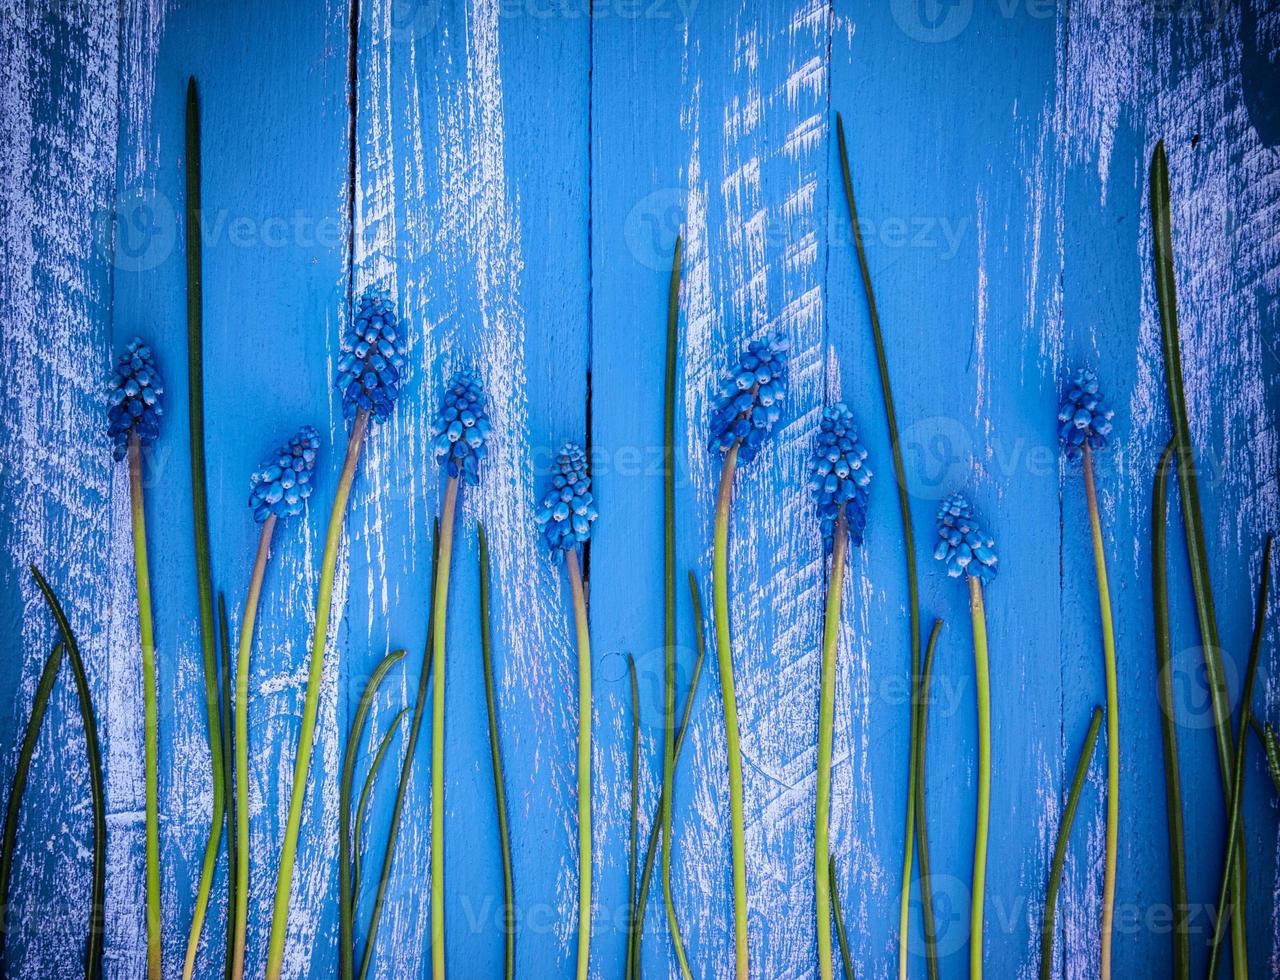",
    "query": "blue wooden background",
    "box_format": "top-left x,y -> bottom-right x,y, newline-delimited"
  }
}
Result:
1,0 -> 1277,976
